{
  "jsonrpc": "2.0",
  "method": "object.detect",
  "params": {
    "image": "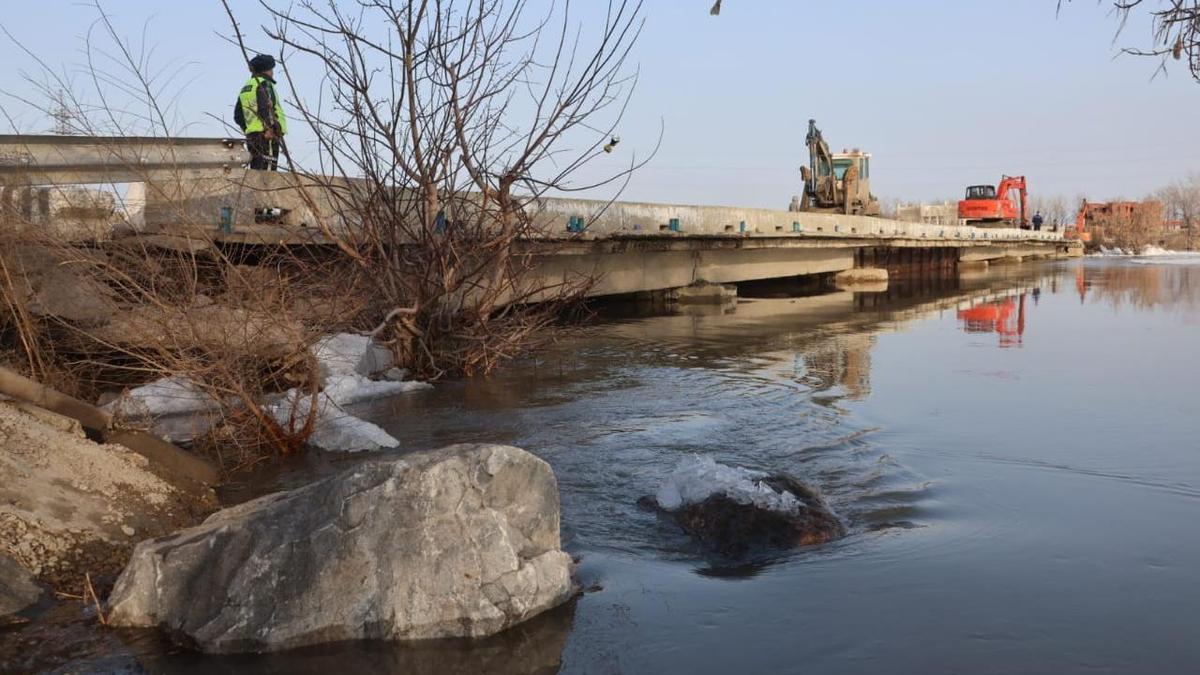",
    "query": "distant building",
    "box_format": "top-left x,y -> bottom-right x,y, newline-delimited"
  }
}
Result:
1074,200 -> 1165,249
1075,200 -> 1163,230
